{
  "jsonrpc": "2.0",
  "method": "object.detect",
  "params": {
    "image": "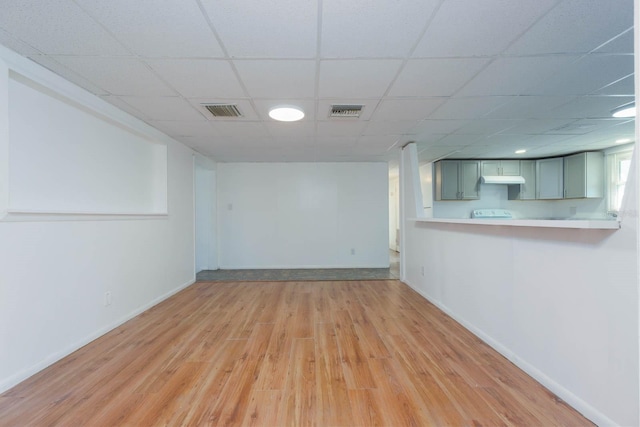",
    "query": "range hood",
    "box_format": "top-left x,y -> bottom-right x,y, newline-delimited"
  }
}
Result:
481,175 -> 526,185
